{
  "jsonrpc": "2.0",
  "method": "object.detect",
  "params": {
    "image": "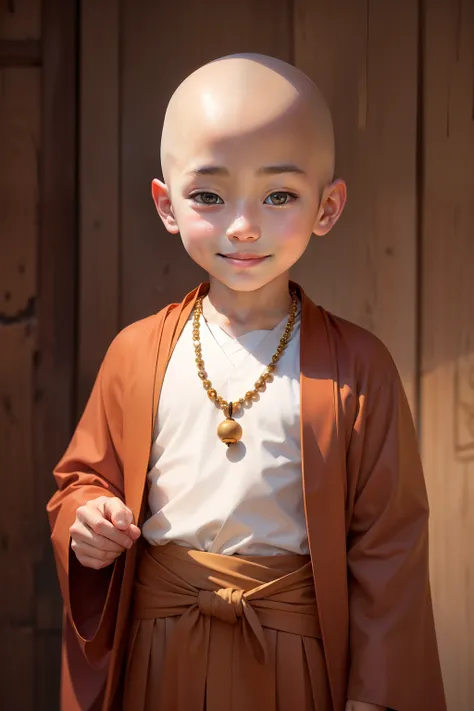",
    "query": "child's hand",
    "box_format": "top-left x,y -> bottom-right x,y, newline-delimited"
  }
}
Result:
345,702 -> 385,711
69,495 -> 141,569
